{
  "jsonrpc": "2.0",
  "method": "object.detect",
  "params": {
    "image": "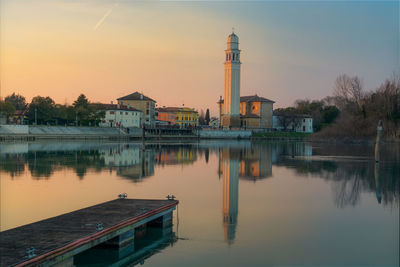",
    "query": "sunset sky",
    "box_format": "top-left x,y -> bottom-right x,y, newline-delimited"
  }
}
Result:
1,0 -> 398,115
